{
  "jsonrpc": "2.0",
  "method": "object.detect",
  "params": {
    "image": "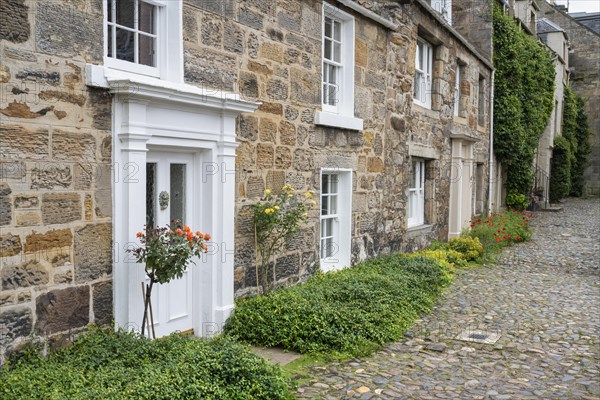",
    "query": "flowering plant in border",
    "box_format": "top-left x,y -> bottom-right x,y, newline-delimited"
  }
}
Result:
128,224 -> 210,336
468,210 -> 532,256
251,185 -> 315,294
